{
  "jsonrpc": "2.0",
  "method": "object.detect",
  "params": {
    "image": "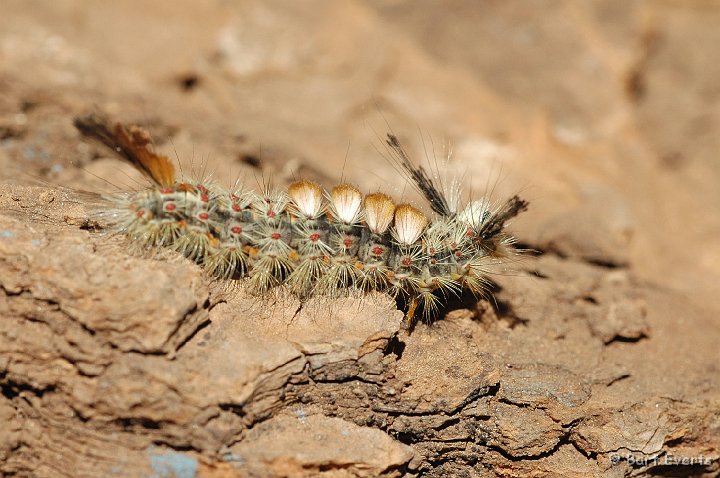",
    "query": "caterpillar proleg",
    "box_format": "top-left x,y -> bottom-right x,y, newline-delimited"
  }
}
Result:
73,113 -> 528,325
